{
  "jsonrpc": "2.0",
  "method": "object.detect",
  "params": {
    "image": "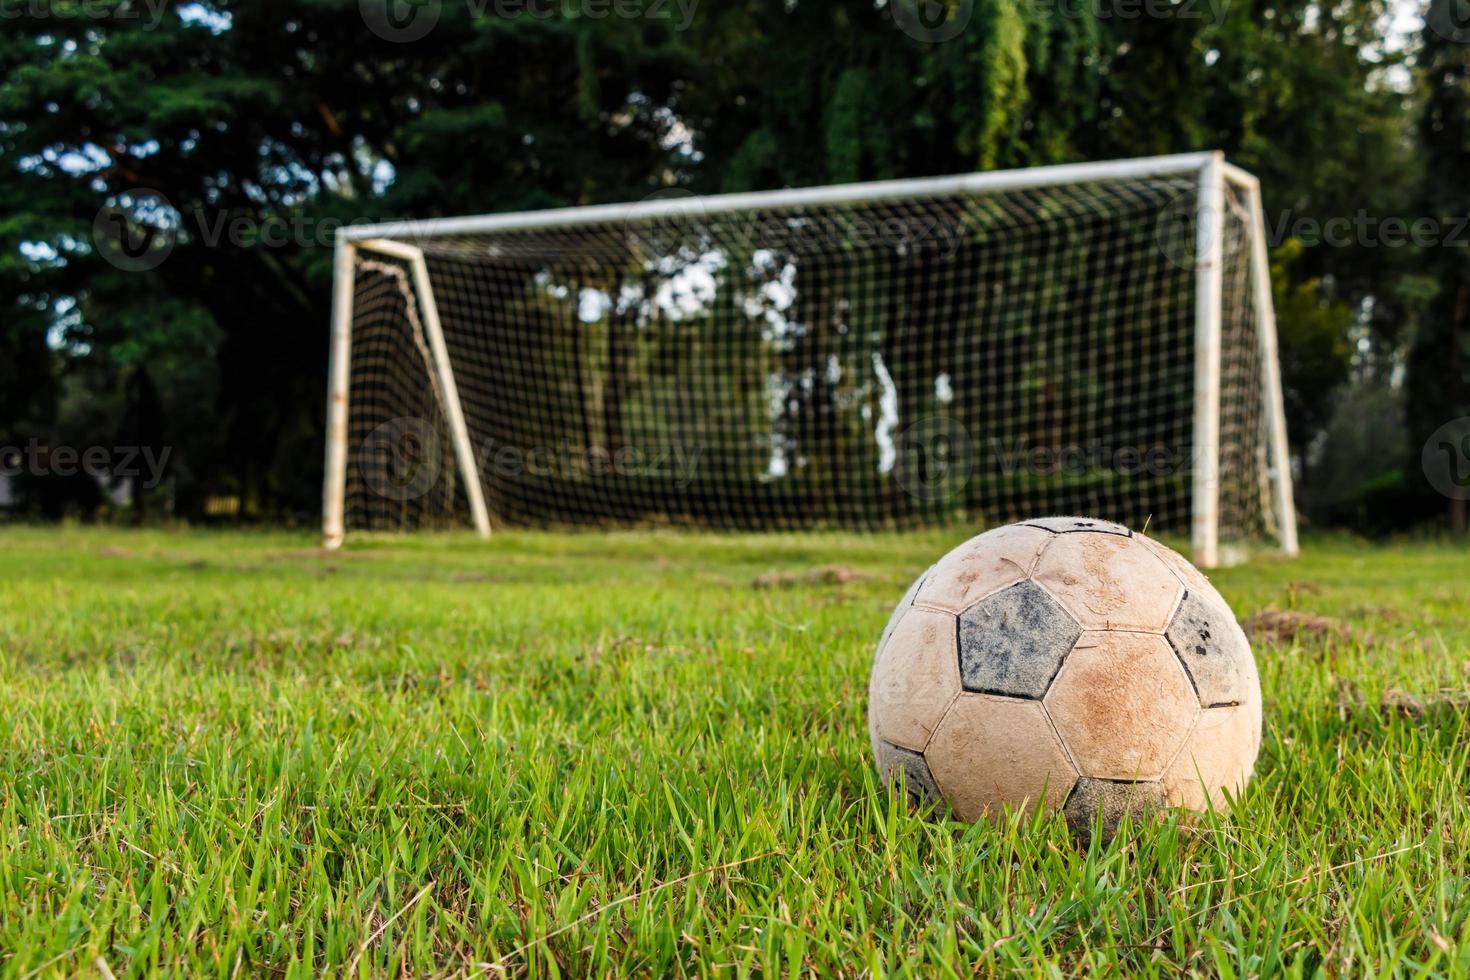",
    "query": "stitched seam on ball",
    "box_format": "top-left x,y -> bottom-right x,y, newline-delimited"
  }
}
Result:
913,532 -> 1050,614
1039,695 -> 1084,777
1154,641 -> 1204,780
1165,623 -> 1205,702
1074,626 -> 1170,637
1025,577 -> 1171,636
1018,526 -> 1053,577
1023,575 -> 1075,629
1158,703 -> 1203,777
1029,531 -> 1062,583
1029,592 -> 1084,699
1162,581 -> 1189,636
1141,535 -> 1192,596
918,689 -> 962,755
